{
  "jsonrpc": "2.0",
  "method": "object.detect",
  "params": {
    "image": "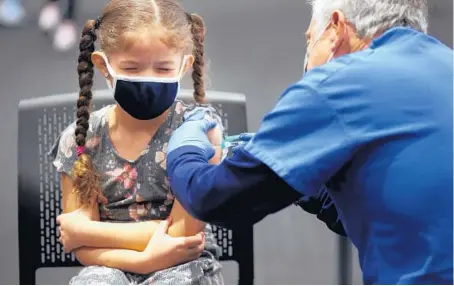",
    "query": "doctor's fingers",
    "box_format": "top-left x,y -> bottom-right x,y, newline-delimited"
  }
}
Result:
238,133 -> 255,142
